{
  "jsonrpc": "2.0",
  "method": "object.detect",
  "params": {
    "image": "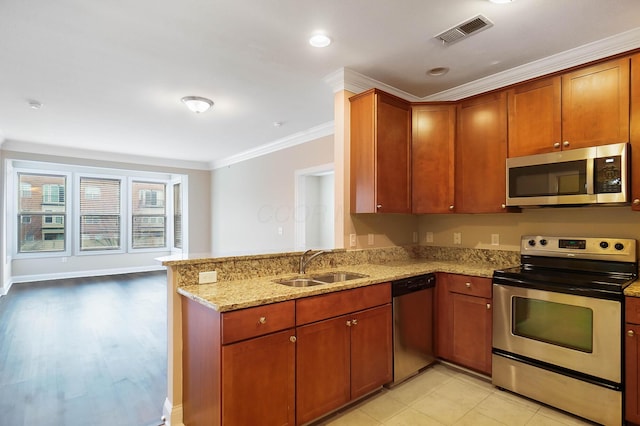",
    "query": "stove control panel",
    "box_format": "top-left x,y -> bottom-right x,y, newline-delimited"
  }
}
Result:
522,235 -> 637,262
